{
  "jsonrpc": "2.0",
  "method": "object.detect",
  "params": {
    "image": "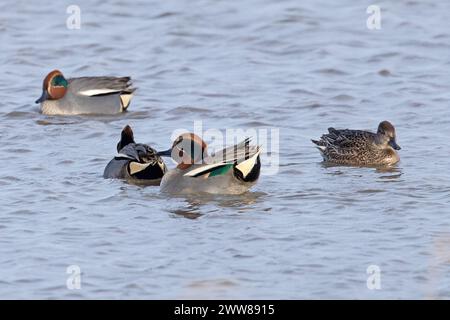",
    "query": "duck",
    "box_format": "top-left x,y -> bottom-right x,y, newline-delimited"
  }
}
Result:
103,125 -> 167,184
36,70 -> 135,115
312,120 -> 401,166
157,133 -> 262,195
